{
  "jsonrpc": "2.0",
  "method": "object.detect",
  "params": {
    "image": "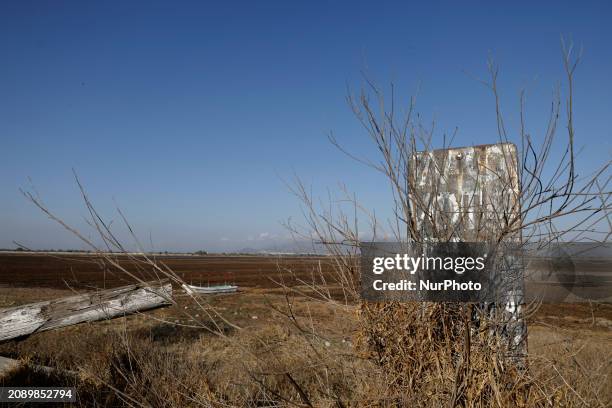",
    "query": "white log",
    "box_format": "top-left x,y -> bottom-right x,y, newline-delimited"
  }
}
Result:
0,280 -> 172,342
0,356 -> 20,377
